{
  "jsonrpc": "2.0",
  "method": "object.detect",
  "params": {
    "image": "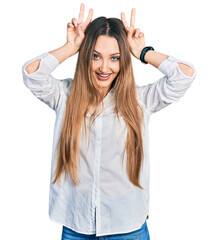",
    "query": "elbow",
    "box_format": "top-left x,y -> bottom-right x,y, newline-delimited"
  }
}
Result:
178,62 -> 195,77
187,66 -> 195,77
23,59 -> 41,75
24,65 -> 32,74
